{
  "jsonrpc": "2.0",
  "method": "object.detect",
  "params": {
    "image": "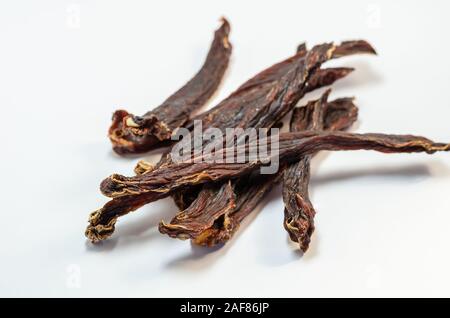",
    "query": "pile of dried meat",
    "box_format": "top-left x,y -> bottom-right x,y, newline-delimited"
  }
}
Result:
86,18 -> 449,253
